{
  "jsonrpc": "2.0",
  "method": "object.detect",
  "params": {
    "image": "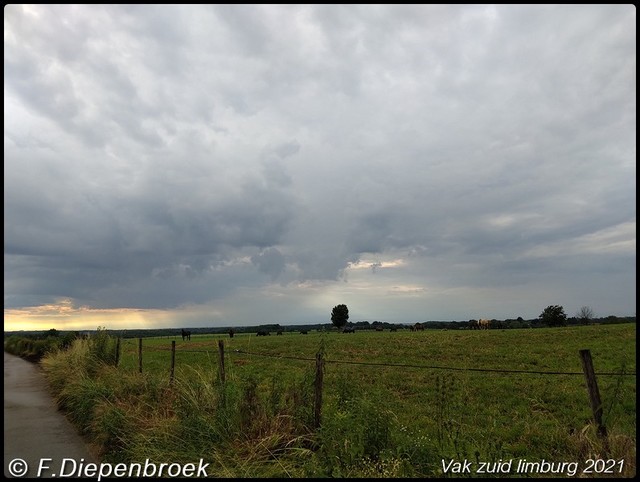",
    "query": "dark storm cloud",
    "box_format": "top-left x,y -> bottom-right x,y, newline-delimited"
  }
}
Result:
4,5 -> 635,327
251,247 -> 286,280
